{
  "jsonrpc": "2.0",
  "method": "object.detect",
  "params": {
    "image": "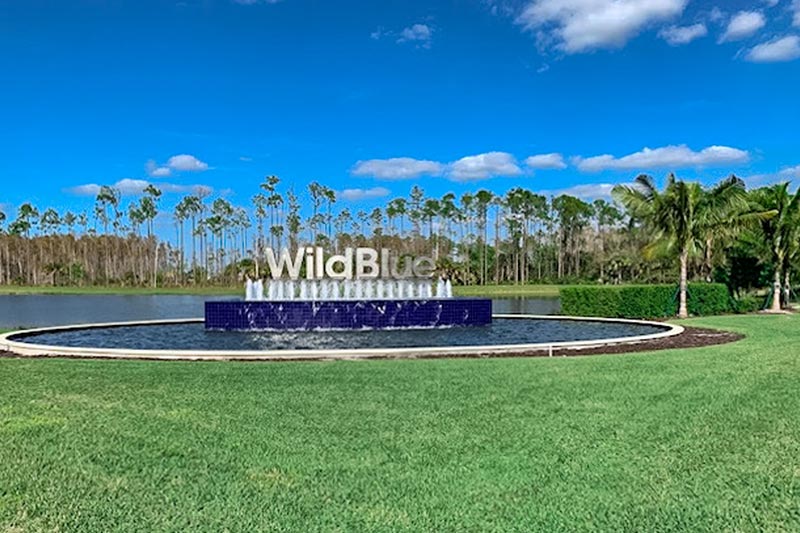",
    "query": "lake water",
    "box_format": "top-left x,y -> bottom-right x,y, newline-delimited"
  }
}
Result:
0,295 -> 560,328
19,317 -> 660,352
